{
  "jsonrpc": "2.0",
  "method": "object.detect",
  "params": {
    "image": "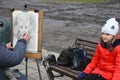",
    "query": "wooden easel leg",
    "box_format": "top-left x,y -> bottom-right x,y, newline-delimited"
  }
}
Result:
36,59 -> 42,80
25,58 -> 28,77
